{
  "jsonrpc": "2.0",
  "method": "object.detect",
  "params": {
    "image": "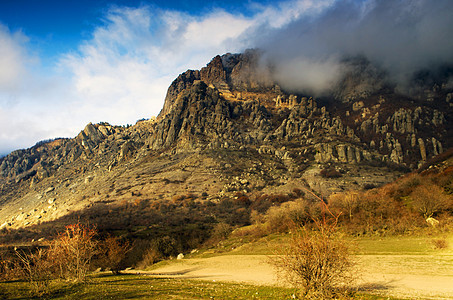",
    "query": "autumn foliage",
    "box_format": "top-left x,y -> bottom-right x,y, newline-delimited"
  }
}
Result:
49,223 -> 98,282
